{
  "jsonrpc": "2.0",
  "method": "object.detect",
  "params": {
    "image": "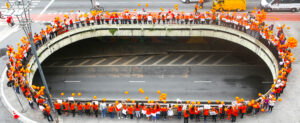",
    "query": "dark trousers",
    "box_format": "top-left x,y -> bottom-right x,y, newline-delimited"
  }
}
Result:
268,106 -> 273,112
212,115 -> 217,122
85,109 -> 90,115
232,115 -> 236,122
204,115 -> 207,121
46,114 -> 53,121
184,117 -> 189,123
241,113 -> 244,118
130,114 -> 133,119
220,113 -> 225,119
72,110 -> 75,117
95,110 -> 98,117
177,111 -> 182,119
190,114 -> 194,120
195,114 -> 200,121
56,109 -> 61,115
